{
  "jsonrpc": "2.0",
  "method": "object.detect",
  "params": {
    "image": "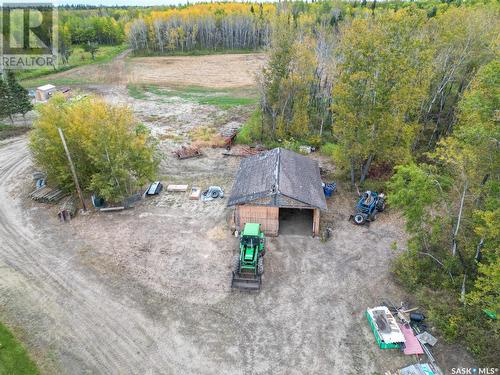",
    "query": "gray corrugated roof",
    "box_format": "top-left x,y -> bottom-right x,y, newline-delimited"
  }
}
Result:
228,148 -> 327,210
